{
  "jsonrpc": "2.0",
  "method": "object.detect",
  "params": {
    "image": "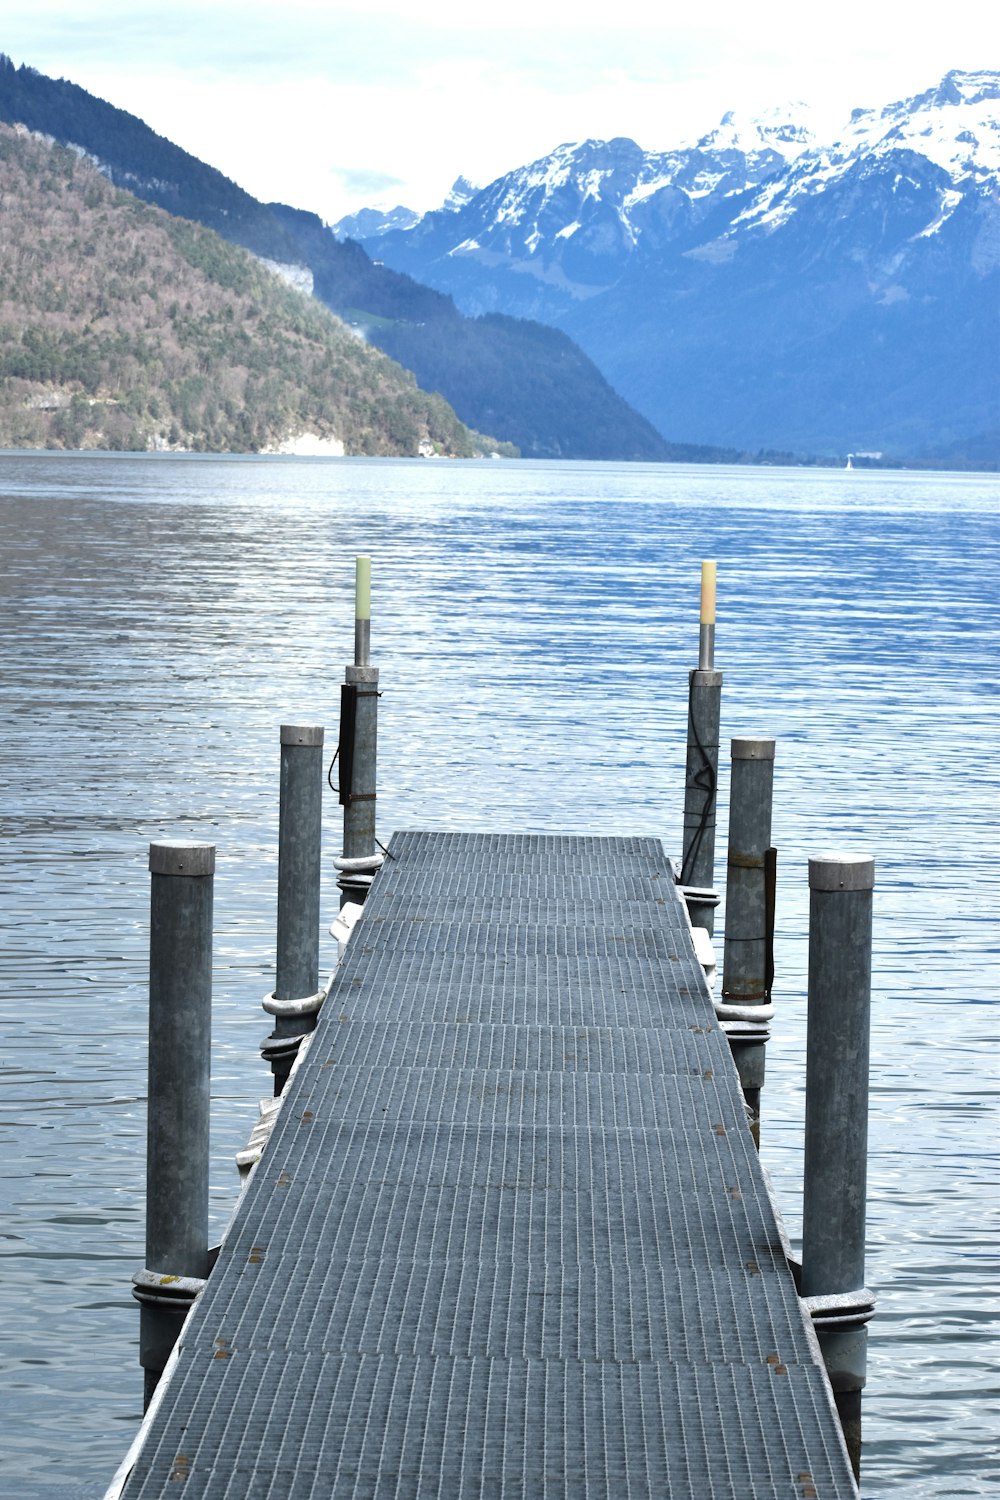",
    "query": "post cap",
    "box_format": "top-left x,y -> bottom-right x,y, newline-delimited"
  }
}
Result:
280,724 -> 325,746
809,853 -> 875,892
149,840 -> 216,877
345,665 -> 379,684
731,737 -> 776,760
690,669 -> 723,688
